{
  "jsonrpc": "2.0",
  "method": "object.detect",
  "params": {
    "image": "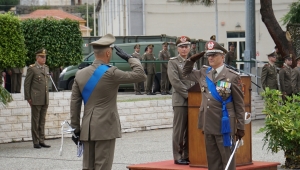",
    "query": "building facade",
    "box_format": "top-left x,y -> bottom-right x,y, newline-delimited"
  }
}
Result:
20,0 -> 82,5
